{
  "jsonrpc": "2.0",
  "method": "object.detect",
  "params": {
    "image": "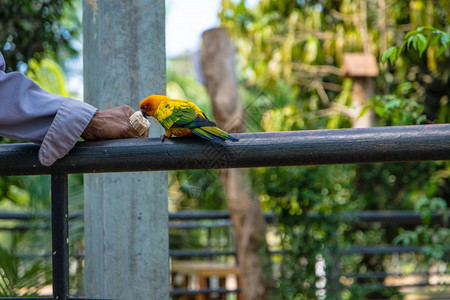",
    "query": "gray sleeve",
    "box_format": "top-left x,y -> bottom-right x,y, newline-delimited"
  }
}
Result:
0,51 -> 97,166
